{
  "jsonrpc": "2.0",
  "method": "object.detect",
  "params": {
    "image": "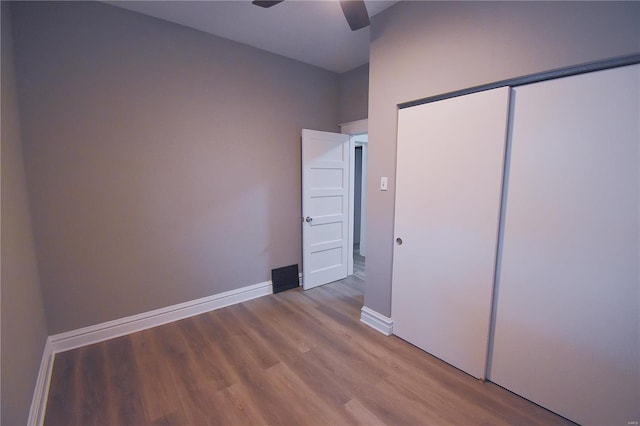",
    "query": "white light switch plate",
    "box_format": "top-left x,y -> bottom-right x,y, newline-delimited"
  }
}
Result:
380,176 -> 388,191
